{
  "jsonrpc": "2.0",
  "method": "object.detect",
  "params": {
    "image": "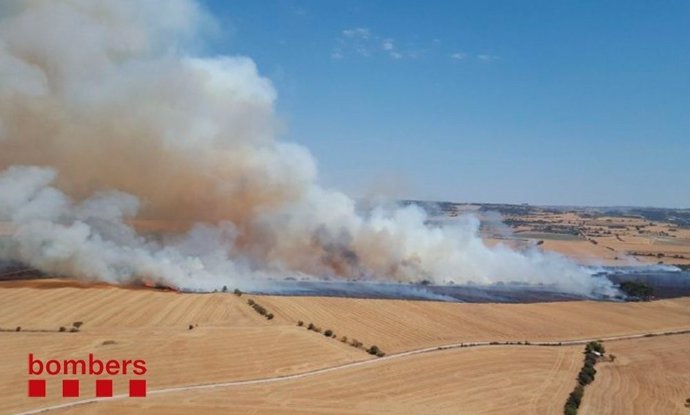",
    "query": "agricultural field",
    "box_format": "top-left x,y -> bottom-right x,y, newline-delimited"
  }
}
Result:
2,280 -> 690,414
579,333 -> 690,415
54,346 -> 584,415
259,295 -> 690,353
476,206 -> 690,266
